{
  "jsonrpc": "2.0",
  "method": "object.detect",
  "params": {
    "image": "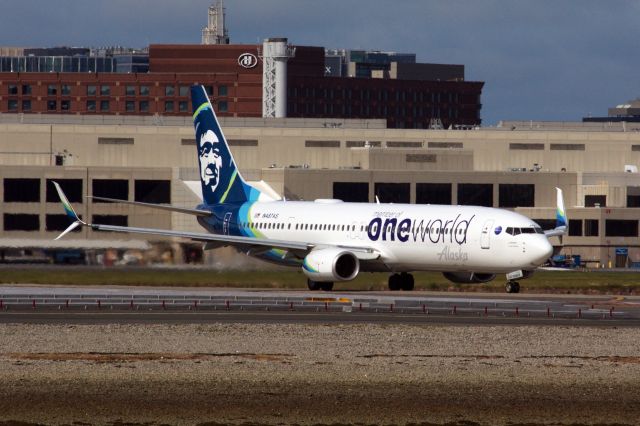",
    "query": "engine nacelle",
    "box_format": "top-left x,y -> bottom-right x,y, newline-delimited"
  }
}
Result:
442,272 -> 496,284
302,248 -> 359,282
